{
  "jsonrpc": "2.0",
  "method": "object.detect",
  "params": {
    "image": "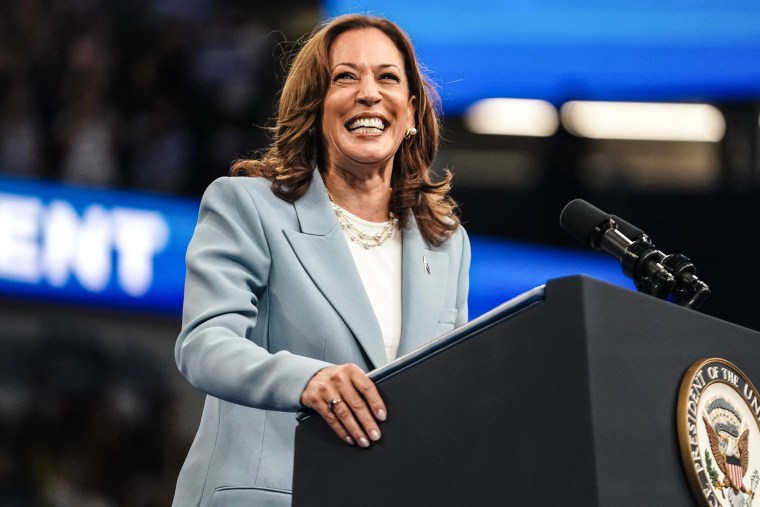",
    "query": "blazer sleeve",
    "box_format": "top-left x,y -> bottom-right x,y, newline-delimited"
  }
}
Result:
455,226 -> 471,328
175,178 -> 332,412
